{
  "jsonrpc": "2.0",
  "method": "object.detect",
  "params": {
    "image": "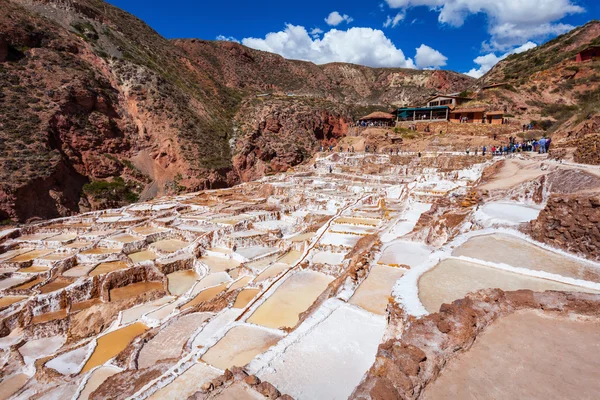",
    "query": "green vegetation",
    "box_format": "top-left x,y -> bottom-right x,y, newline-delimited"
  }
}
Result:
82,177 -> 139,203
